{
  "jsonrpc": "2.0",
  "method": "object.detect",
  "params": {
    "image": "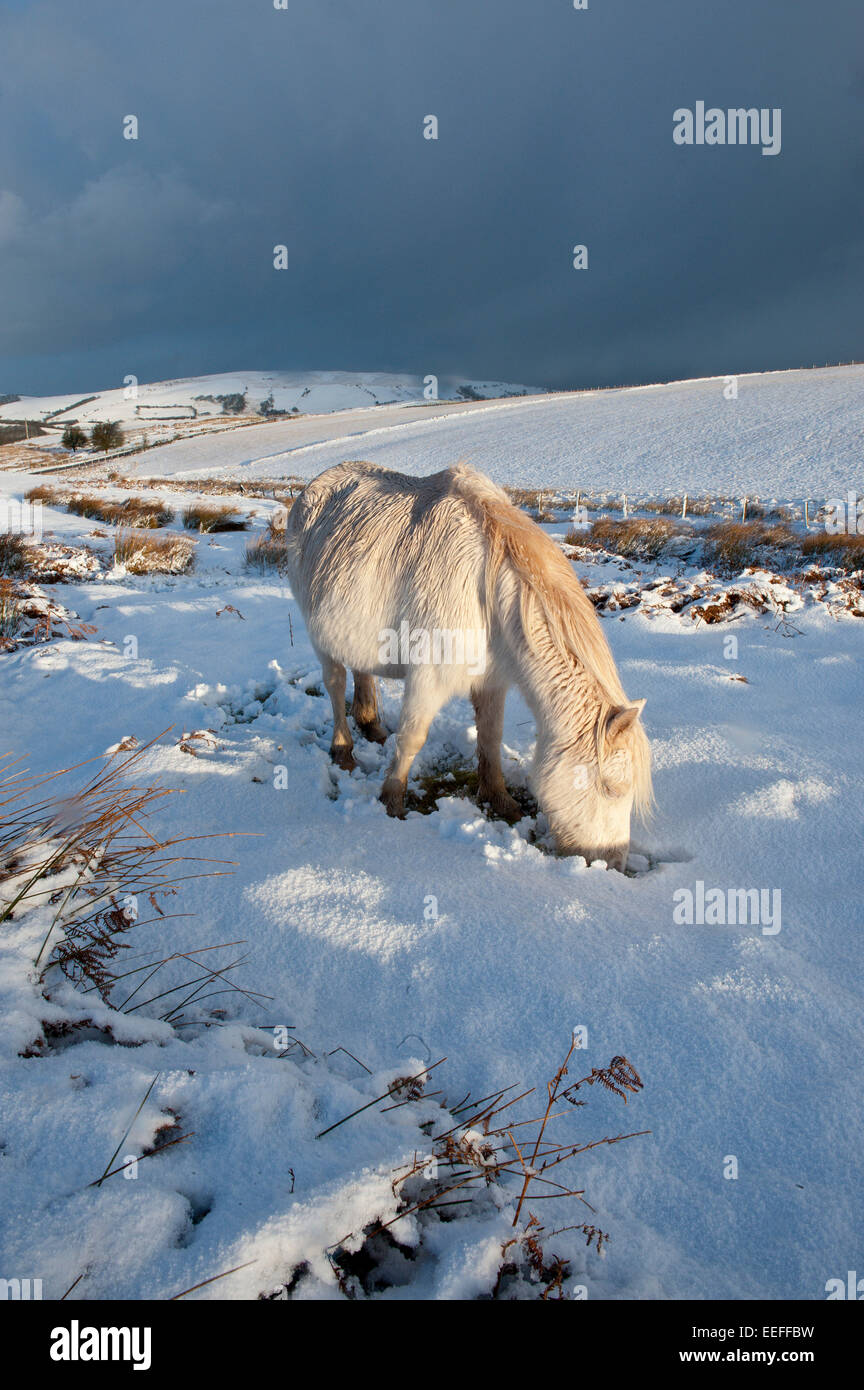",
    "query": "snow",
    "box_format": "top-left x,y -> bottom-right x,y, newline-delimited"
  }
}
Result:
1,366 -> 863,1300
0,369 -> 534,429
92,363 -> 864,498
